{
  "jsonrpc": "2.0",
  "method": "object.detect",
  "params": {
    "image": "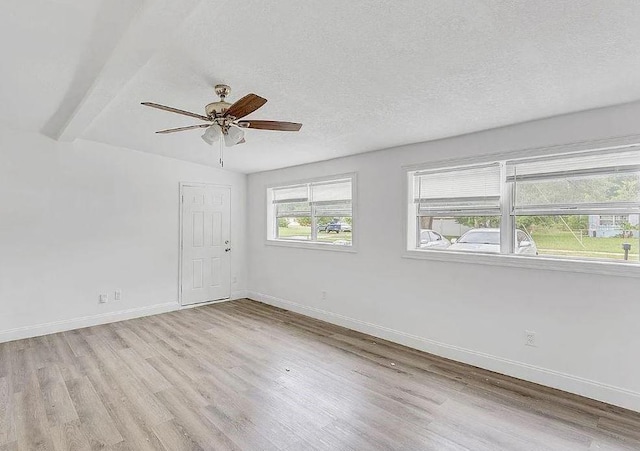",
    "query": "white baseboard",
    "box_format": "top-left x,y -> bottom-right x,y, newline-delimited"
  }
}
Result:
247,291 -> 640,413
1,290 -> 249,344
0,302 -> 180,344
231,290 -> 248,300
179,300 -> 228,310
178,290 -> 247,310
